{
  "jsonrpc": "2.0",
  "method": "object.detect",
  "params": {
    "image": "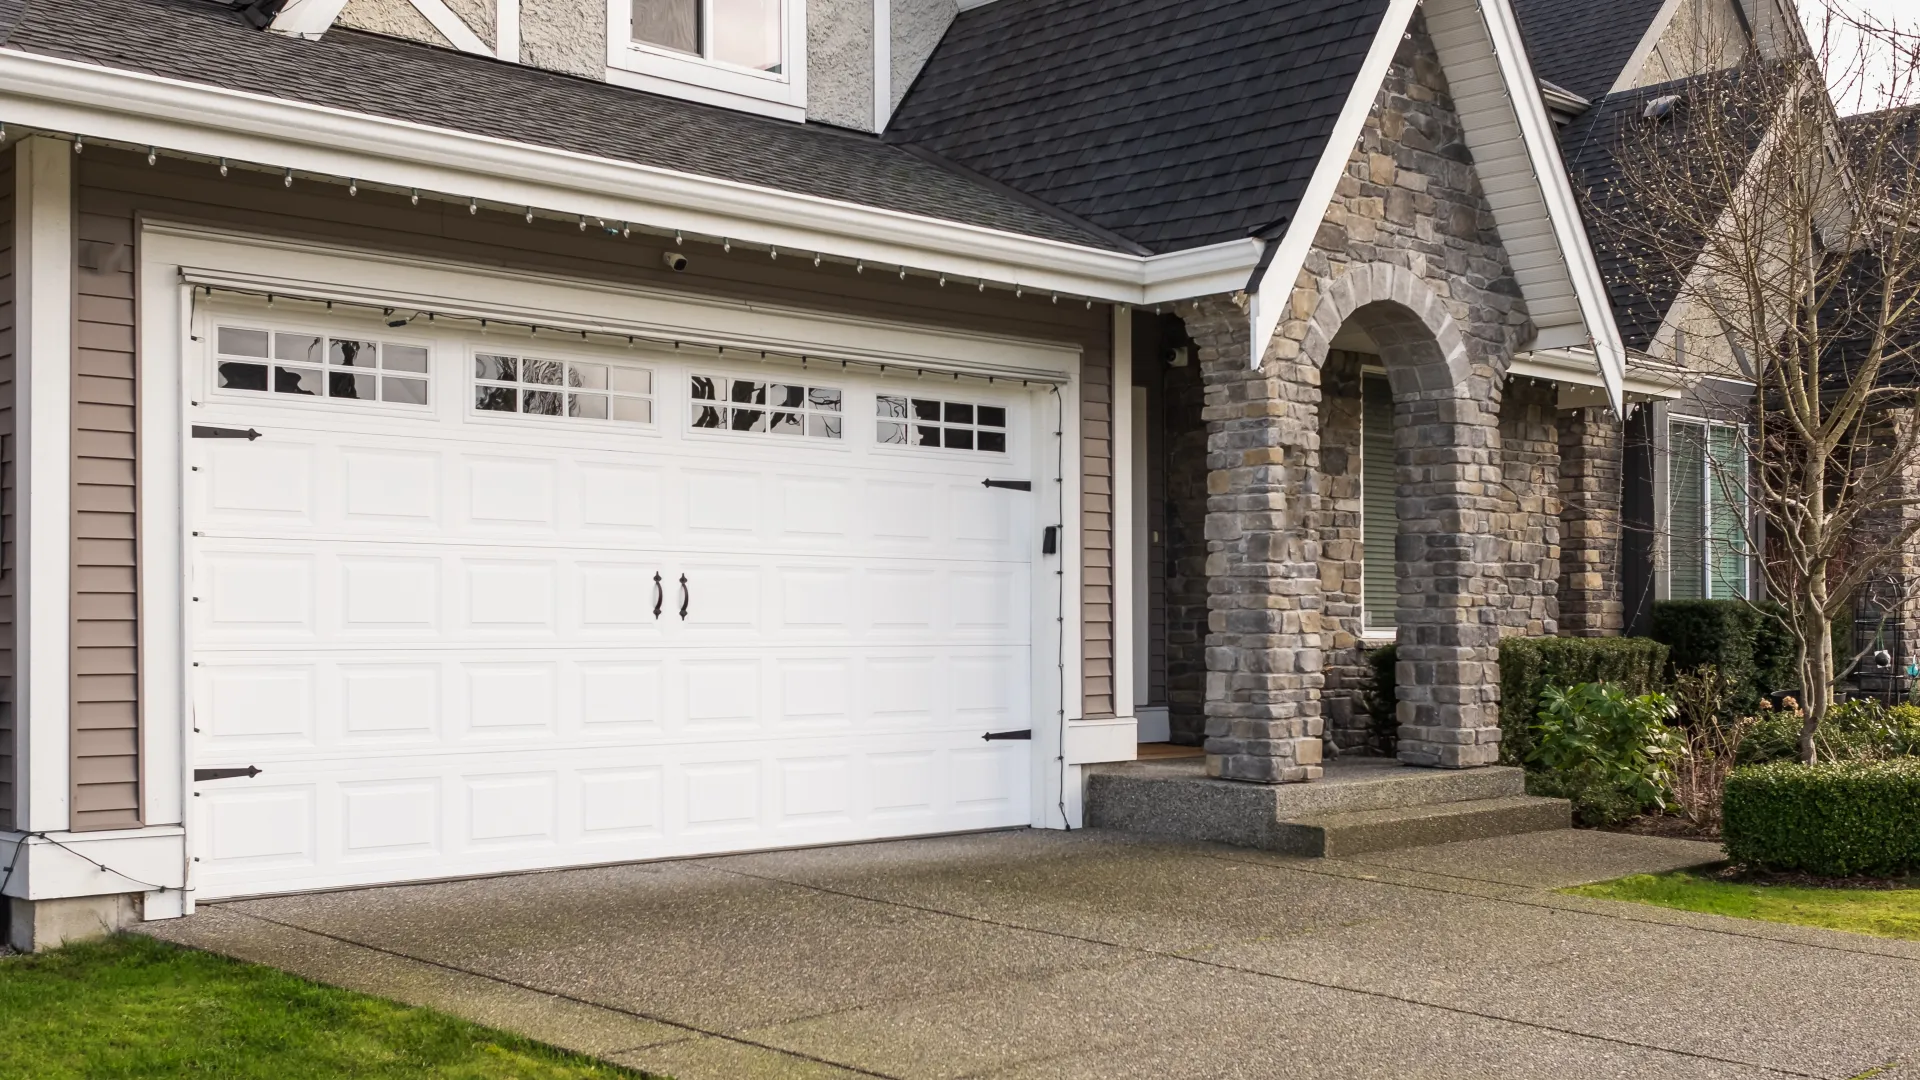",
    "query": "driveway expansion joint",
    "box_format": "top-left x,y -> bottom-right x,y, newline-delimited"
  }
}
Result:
700,859 -> 1833,1078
